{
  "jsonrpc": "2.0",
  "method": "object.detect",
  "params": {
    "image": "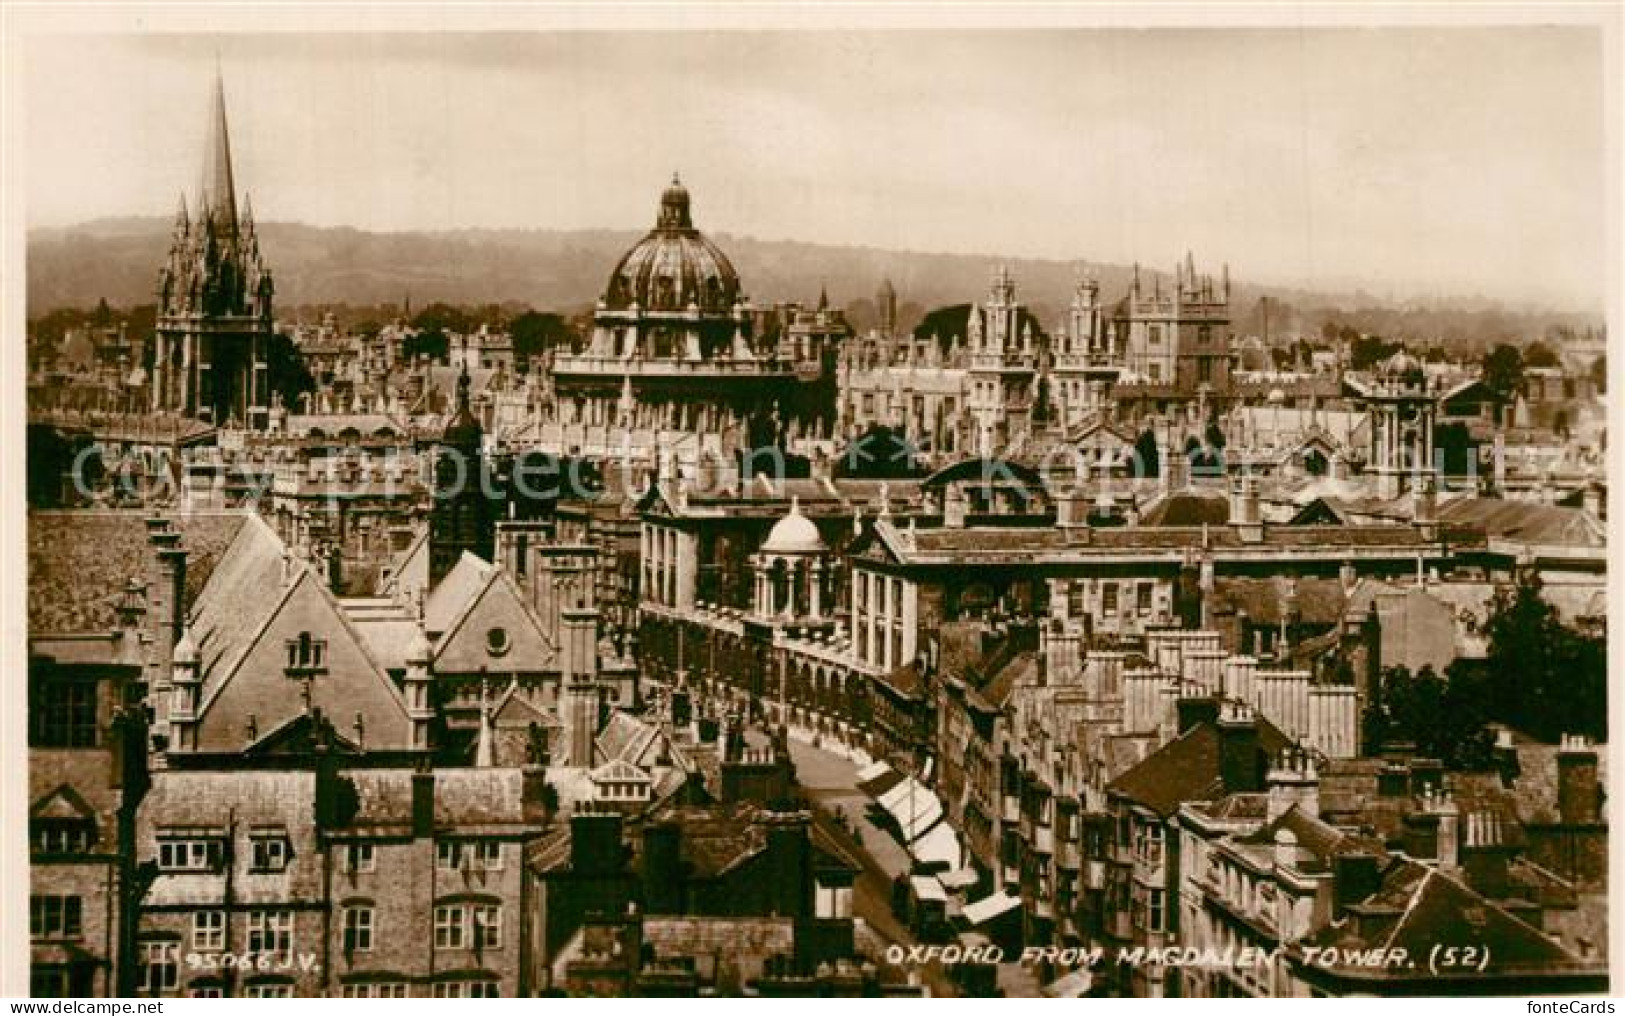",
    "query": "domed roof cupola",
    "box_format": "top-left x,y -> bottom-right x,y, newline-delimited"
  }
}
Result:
658,173 -> 693,230
762,496 -> 826,556
1377,350 -> 1427,390
602,175 -> 742,314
